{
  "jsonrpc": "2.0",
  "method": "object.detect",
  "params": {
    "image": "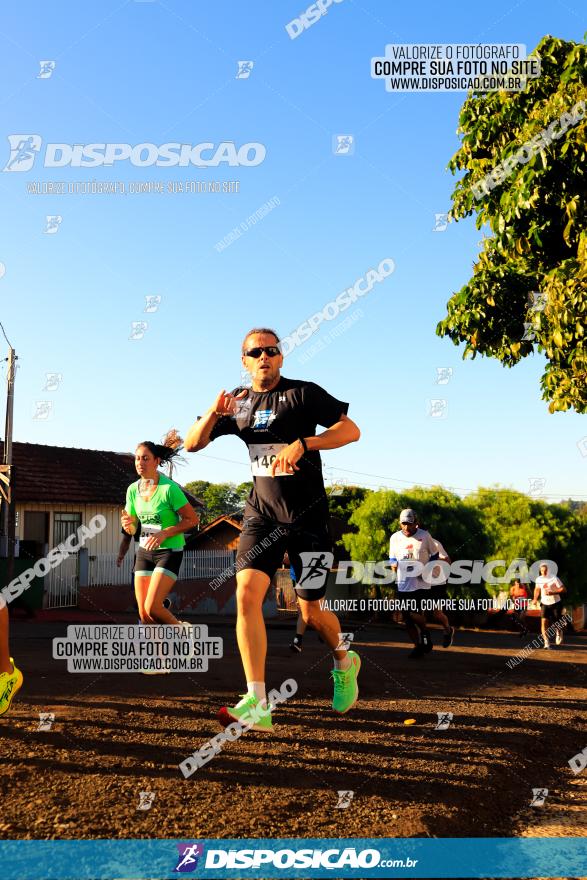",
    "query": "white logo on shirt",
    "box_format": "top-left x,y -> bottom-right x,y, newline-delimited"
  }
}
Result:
252,409 -> 276,429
